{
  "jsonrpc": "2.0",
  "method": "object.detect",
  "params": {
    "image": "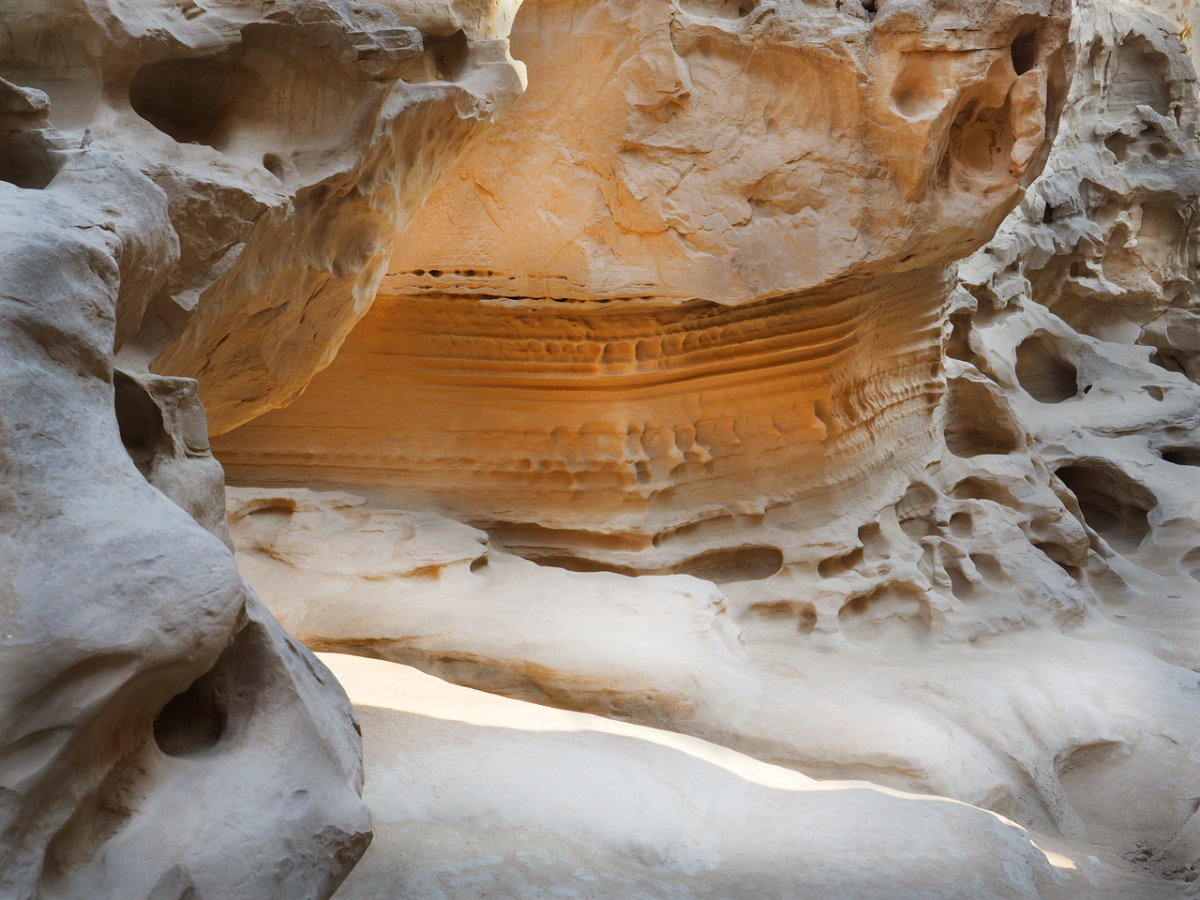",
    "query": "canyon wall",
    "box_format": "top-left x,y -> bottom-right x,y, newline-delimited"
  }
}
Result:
215,0 -> 1076,568
4,0 -> 1200,897
215,1 -> 1200,897
0,1 -> 523,896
